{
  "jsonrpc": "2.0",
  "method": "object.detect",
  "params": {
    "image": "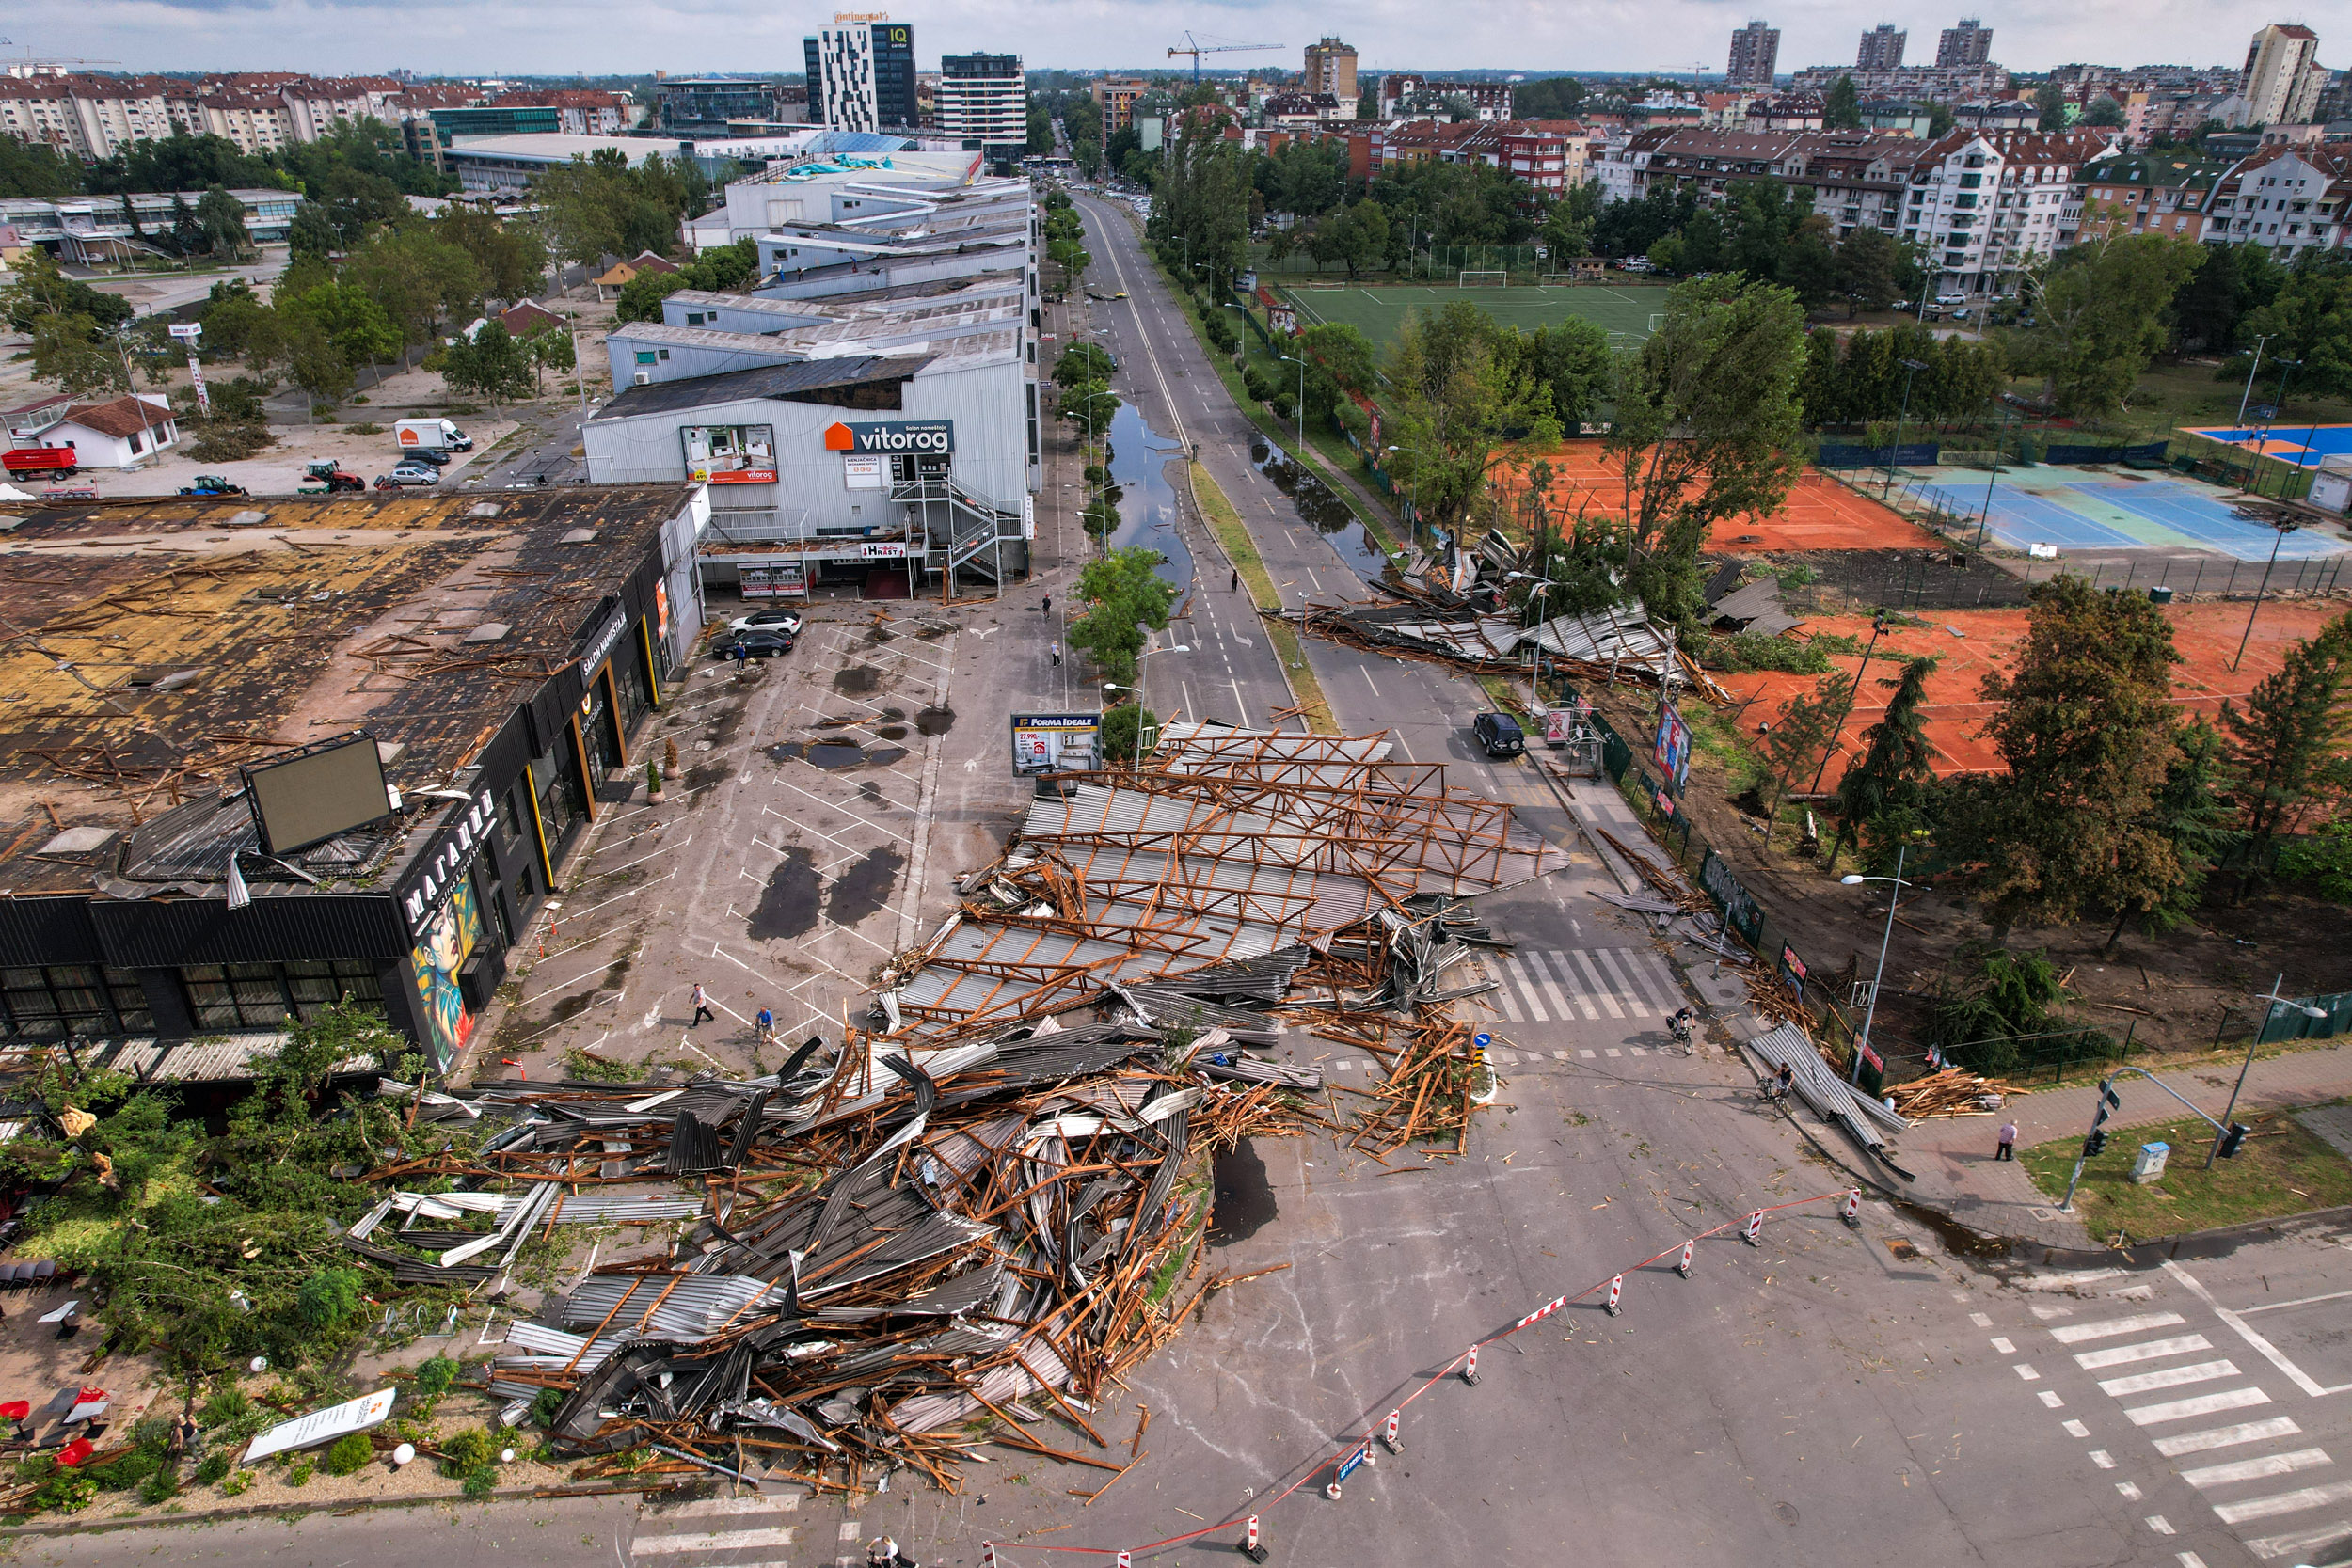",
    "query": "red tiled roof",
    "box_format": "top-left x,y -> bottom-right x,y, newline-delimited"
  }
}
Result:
60,397 -> 174,439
